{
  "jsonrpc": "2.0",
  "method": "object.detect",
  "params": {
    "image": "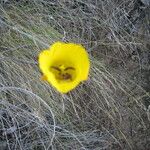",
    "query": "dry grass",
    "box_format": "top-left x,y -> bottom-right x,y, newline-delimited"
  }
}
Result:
0,0 -> 150,150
